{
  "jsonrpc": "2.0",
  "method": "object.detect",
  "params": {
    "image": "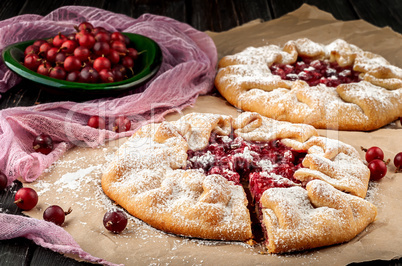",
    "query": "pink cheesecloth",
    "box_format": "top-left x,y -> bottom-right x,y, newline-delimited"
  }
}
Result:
0,6 -> 217,265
